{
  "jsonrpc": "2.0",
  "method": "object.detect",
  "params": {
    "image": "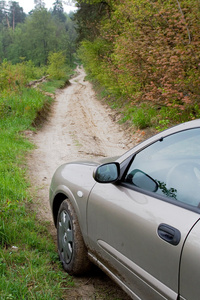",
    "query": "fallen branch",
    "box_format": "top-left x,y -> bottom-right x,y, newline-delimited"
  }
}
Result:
27,75 -> 49,88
